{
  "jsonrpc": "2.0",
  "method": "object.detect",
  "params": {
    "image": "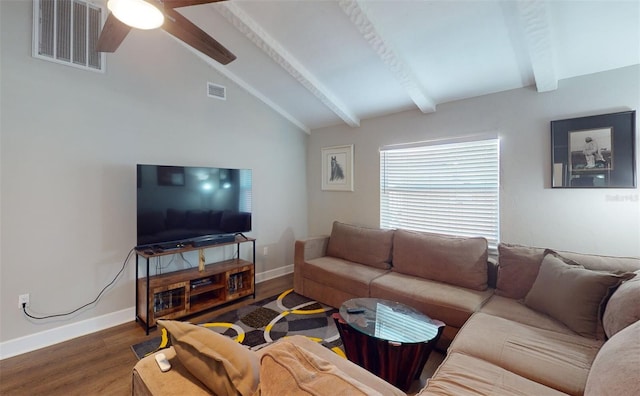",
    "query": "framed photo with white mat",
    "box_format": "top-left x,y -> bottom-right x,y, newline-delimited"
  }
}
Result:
321,144 -> 354,191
